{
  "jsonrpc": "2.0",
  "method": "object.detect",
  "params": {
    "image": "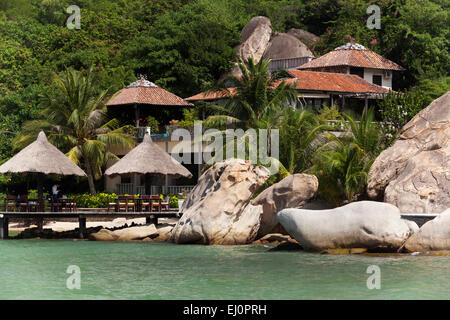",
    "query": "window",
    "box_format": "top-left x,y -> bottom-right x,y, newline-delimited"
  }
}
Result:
372,75 -> 382,86
121,175 -> 131,184
350,67 -> 364,78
